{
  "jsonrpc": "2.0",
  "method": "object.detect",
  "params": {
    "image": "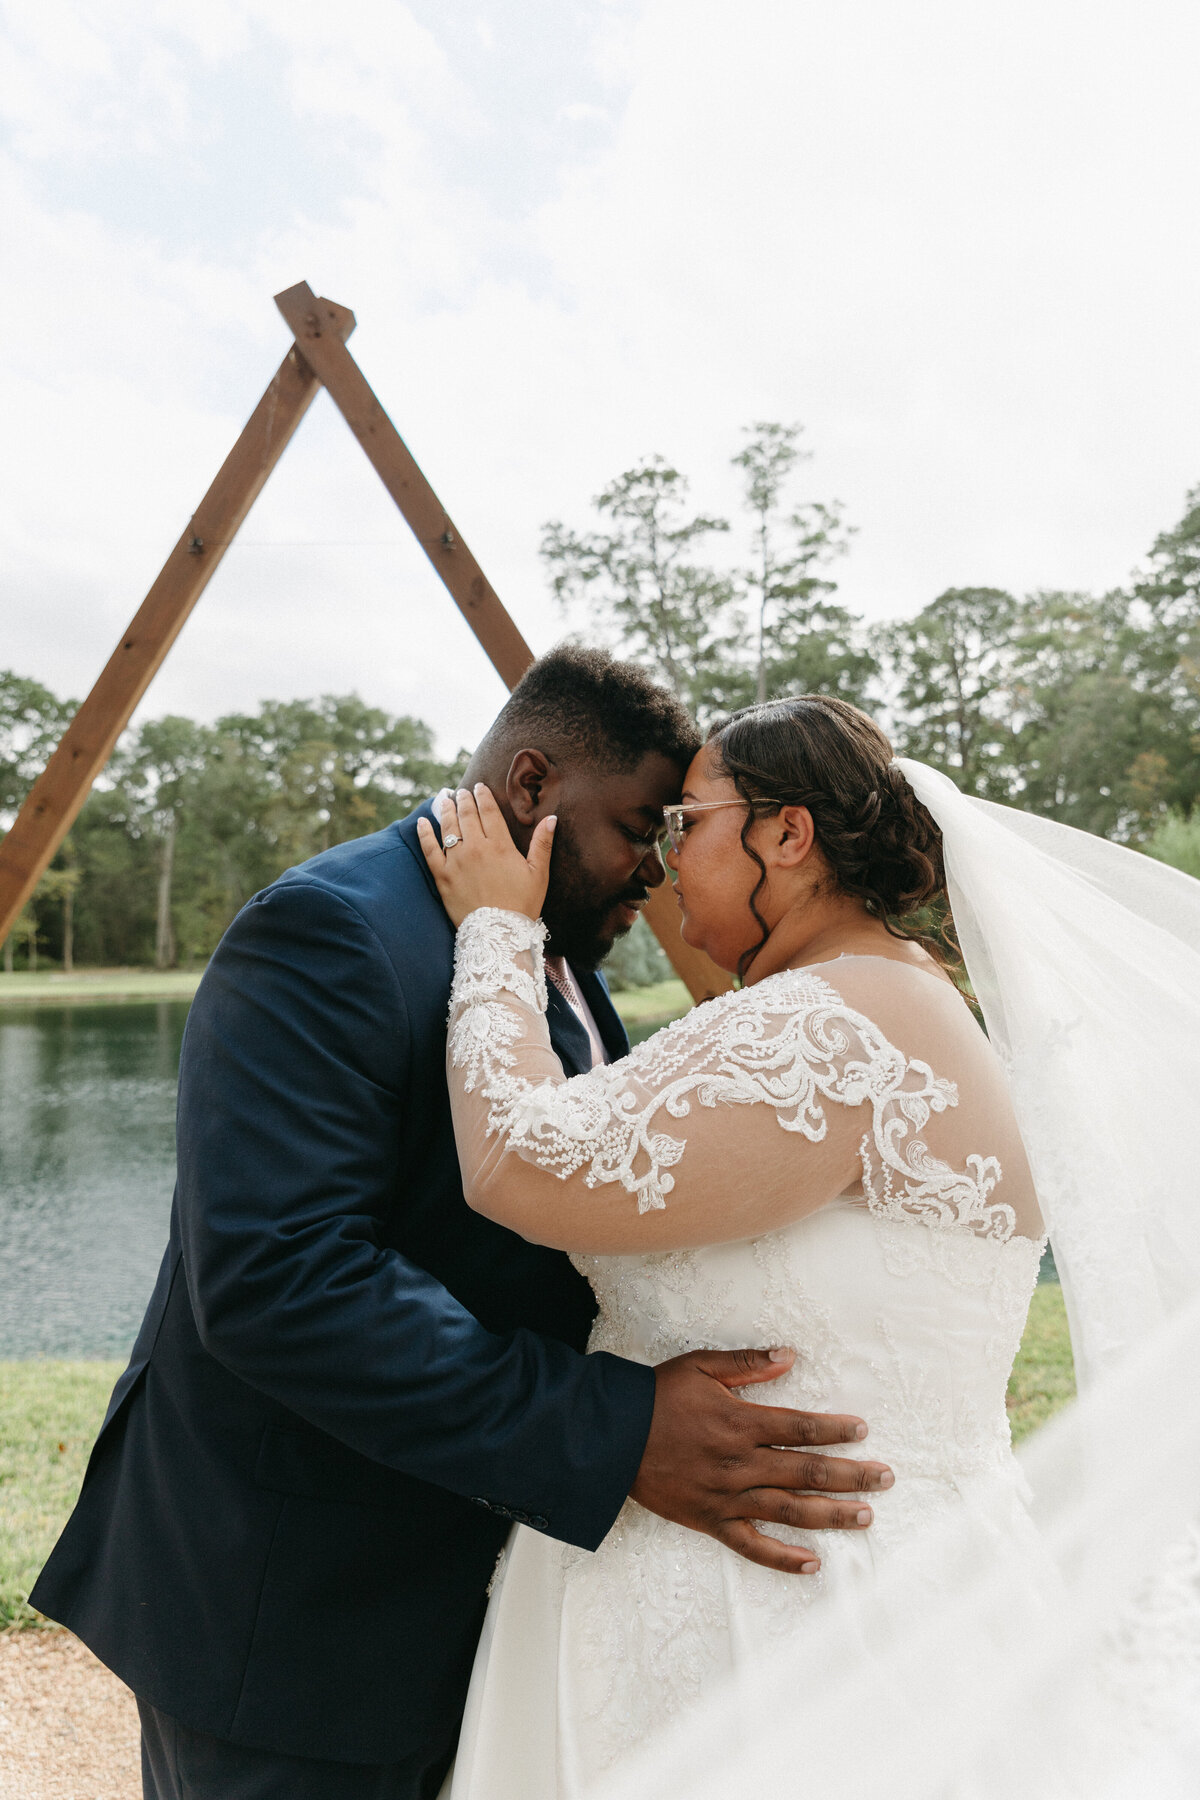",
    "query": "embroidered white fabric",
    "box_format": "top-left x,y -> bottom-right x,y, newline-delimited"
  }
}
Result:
443,905 -> 1047,1796
586,1293 -> 1200,1800
440,759 -> 1200,1799
446,907 -> 1043,1255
